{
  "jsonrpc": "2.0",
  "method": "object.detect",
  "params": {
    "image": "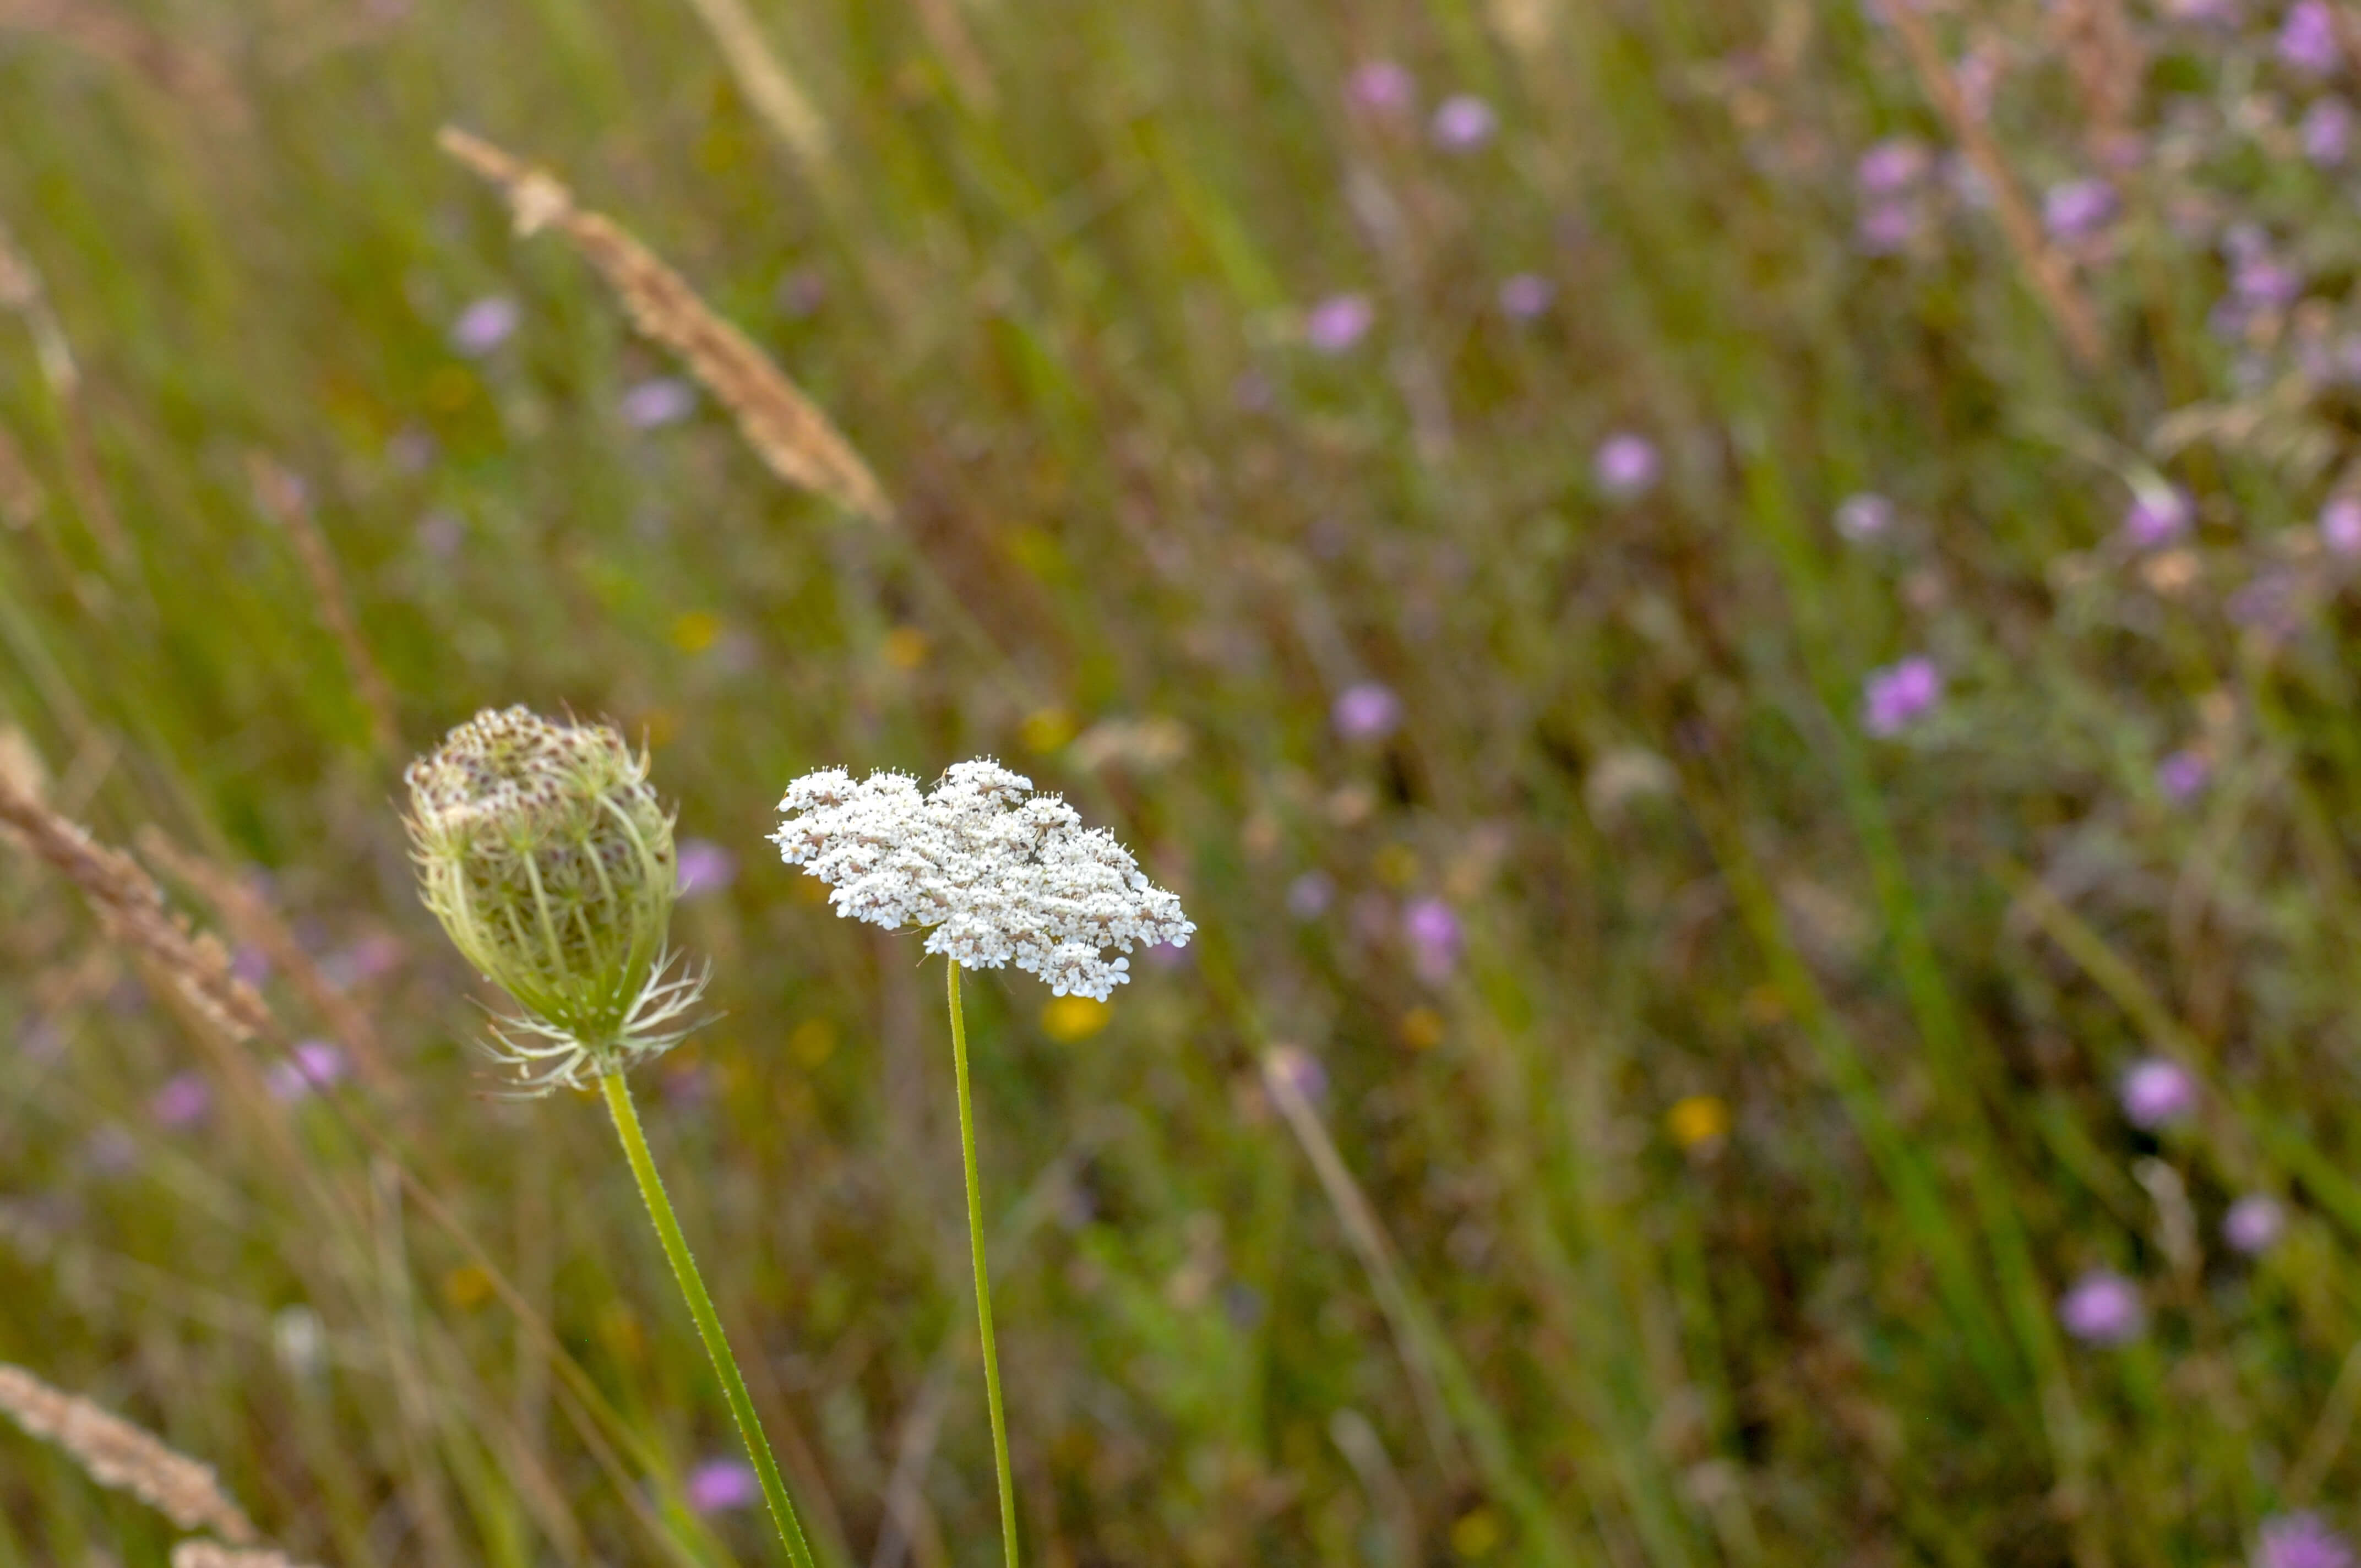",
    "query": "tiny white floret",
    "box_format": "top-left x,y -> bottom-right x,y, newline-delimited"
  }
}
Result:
771,760 -> 1194,1002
